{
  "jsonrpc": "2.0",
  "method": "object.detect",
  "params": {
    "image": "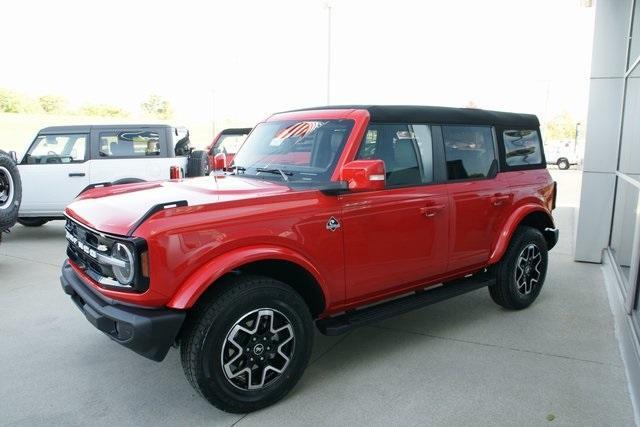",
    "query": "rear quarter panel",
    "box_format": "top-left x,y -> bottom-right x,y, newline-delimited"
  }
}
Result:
489,169 -> 555,264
